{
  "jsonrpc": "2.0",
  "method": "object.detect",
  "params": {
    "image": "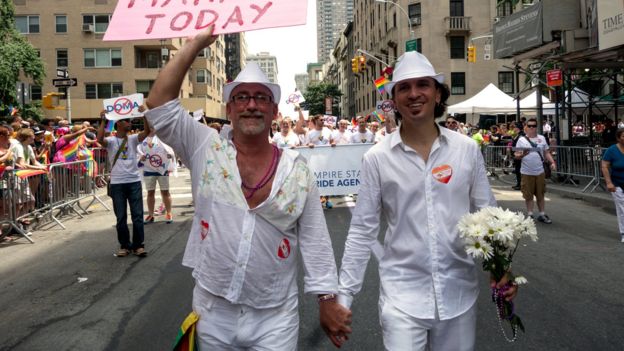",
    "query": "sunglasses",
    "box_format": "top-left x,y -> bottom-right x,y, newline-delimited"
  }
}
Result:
527,125 -> 537,128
